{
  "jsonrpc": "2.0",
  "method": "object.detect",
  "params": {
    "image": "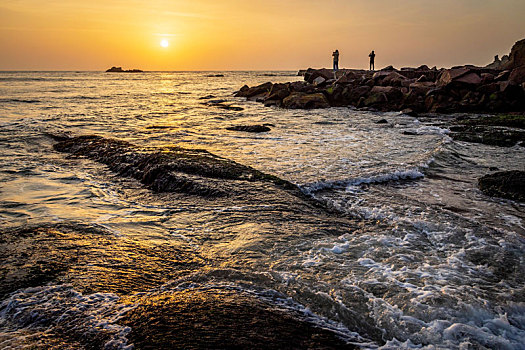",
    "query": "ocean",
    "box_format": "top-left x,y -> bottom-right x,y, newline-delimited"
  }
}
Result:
0,71 -> 524,349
